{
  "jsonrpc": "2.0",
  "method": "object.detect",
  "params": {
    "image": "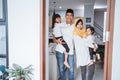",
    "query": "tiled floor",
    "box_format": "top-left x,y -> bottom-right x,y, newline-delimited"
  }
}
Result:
75,62 -> 104,80
49,54 -> 104,80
